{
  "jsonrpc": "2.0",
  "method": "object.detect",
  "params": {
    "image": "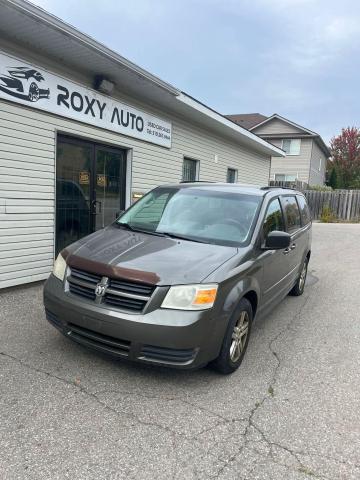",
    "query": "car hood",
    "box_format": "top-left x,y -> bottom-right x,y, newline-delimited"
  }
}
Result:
63,225 -> 238,285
